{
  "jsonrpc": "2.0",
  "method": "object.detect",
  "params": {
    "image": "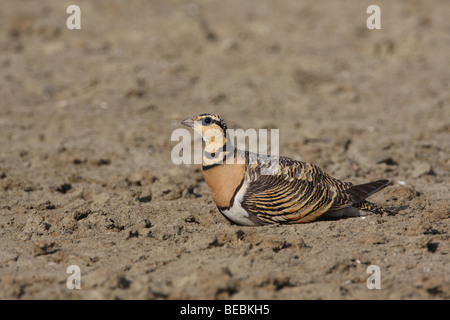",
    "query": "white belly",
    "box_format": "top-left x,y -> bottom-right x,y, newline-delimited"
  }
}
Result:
219,180 -> 259,226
